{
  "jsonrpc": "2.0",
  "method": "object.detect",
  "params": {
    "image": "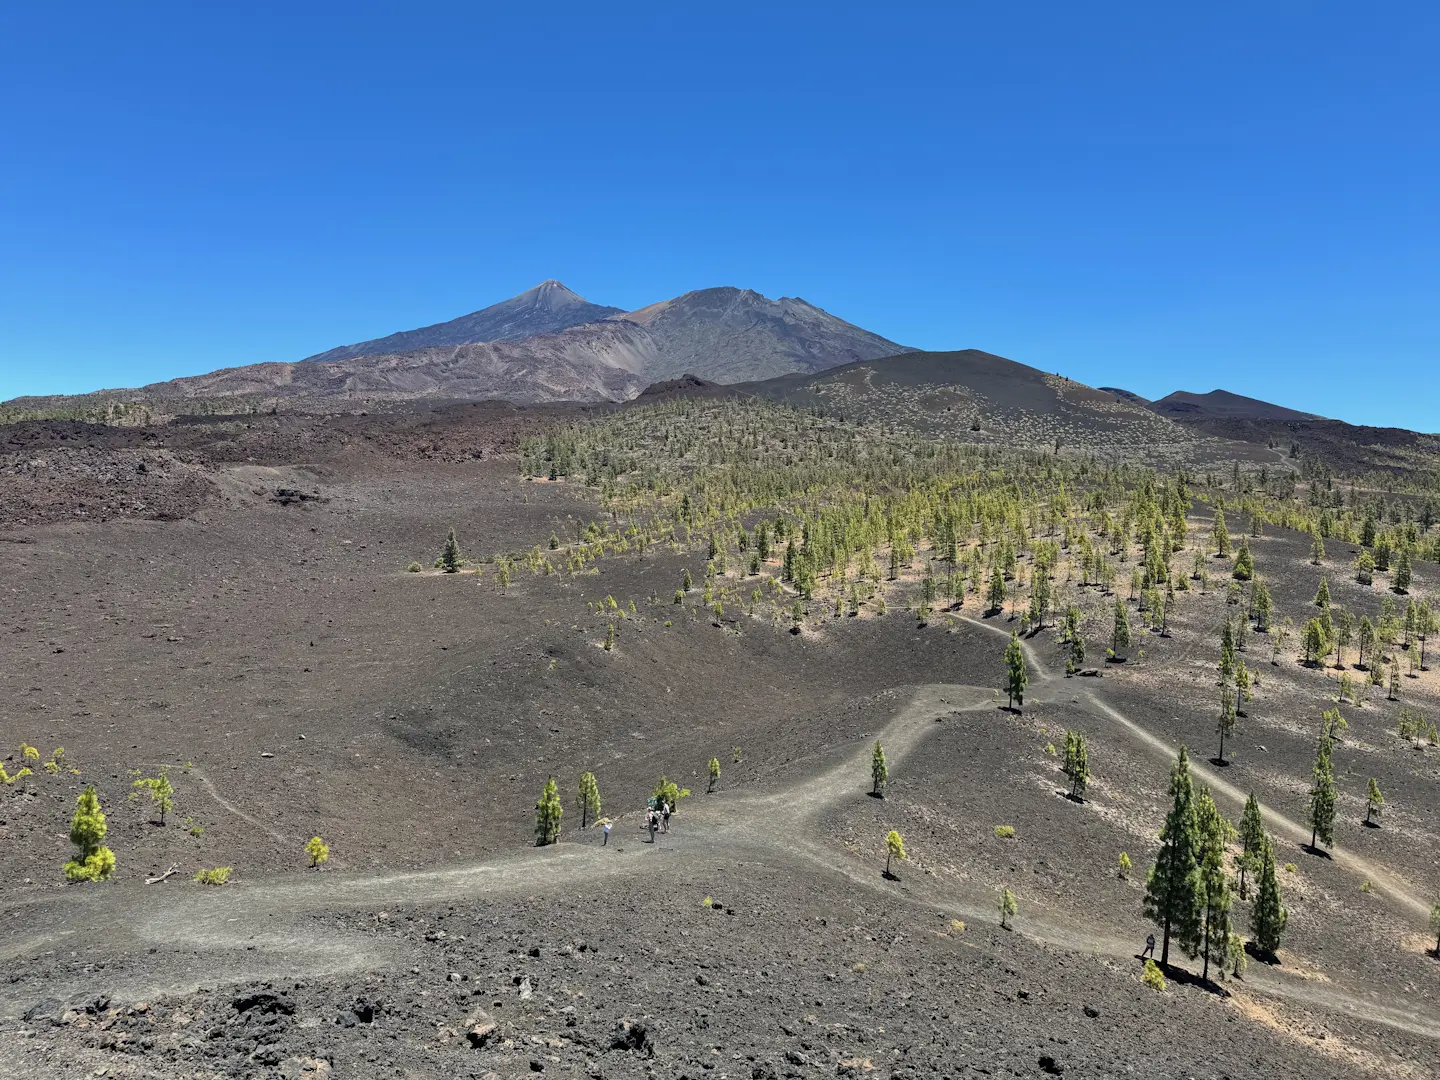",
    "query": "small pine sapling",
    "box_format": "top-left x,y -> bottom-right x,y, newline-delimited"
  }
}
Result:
535,776 -> 564,846
64,785 -> 116,882
707,757 -> 721,793
998,887 -> 1018,929
306,835 -> 330,868
871,741 -> 888,796
1365,778 -> 1384,826
884,829 -> 906,878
